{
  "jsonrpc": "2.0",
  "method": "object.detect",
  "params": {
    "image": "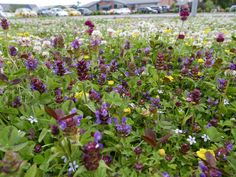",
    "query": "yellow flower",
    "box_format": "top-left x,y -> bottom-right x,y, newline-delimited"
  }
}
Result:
75,92 -> 83,99
84,55 -> 90,60
198,72 -> 202,76
124,108 -> 131,114
164,29 -> 172,33
7,61 -> 12,64
165,75 -> 174,82
197,58 -> 204,64
159,149 -> 166,156
196,149 -> 215,161
108,80 -> 114,85
204,28 -> 211,34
